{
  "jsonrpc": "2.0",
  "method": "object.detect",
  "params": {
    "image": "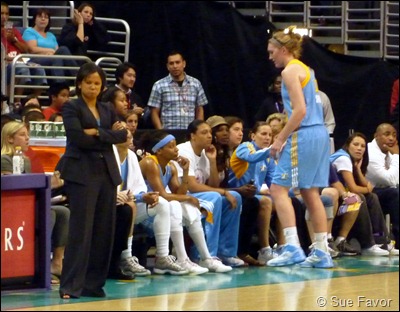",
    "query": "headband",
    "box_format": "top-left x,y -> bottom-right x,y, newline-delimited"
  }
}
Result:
152,134 -> 175,153
270,37 -> 284,47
